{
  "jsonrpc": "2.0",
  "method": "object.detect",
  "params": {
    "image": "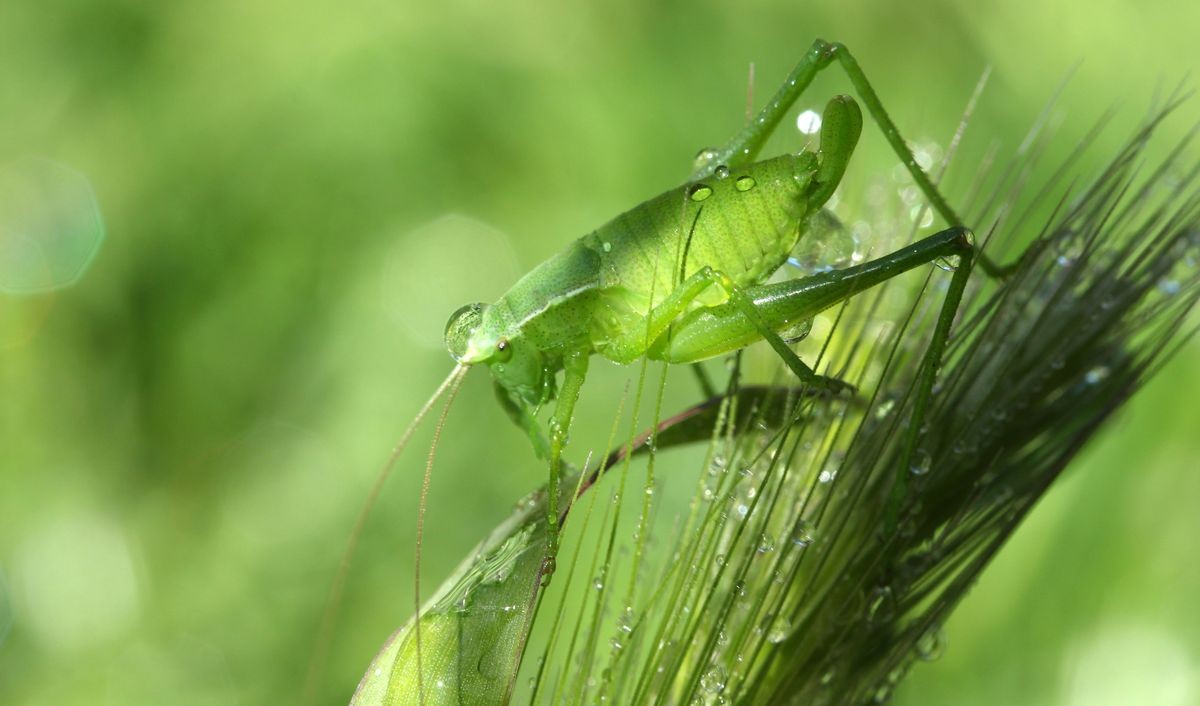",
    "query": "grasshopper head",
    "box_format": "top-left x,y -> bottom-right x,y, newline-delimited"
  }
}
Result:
444,302 -> 551,409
